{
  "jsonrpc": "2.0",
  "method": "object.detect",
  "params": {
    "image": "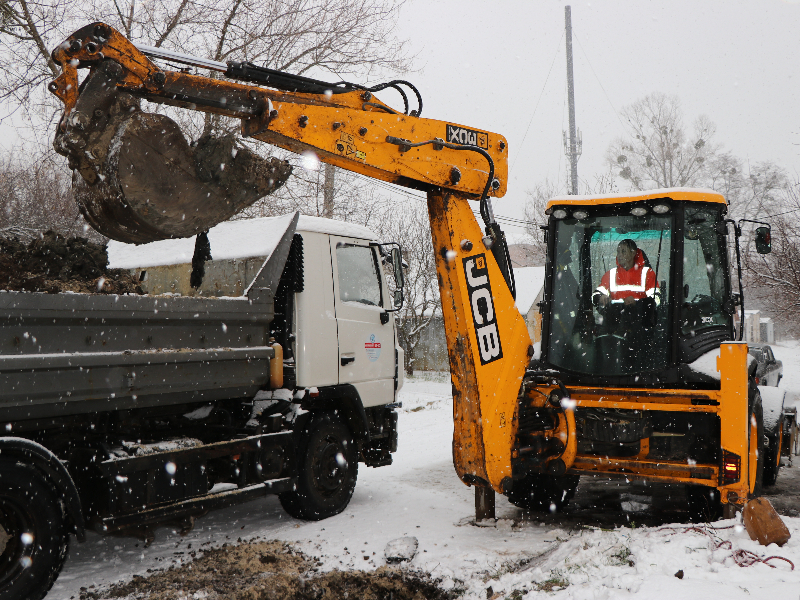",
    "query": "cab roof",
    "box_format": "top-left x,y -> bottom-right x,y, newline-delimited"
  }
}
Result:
546,187 -> 726,211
